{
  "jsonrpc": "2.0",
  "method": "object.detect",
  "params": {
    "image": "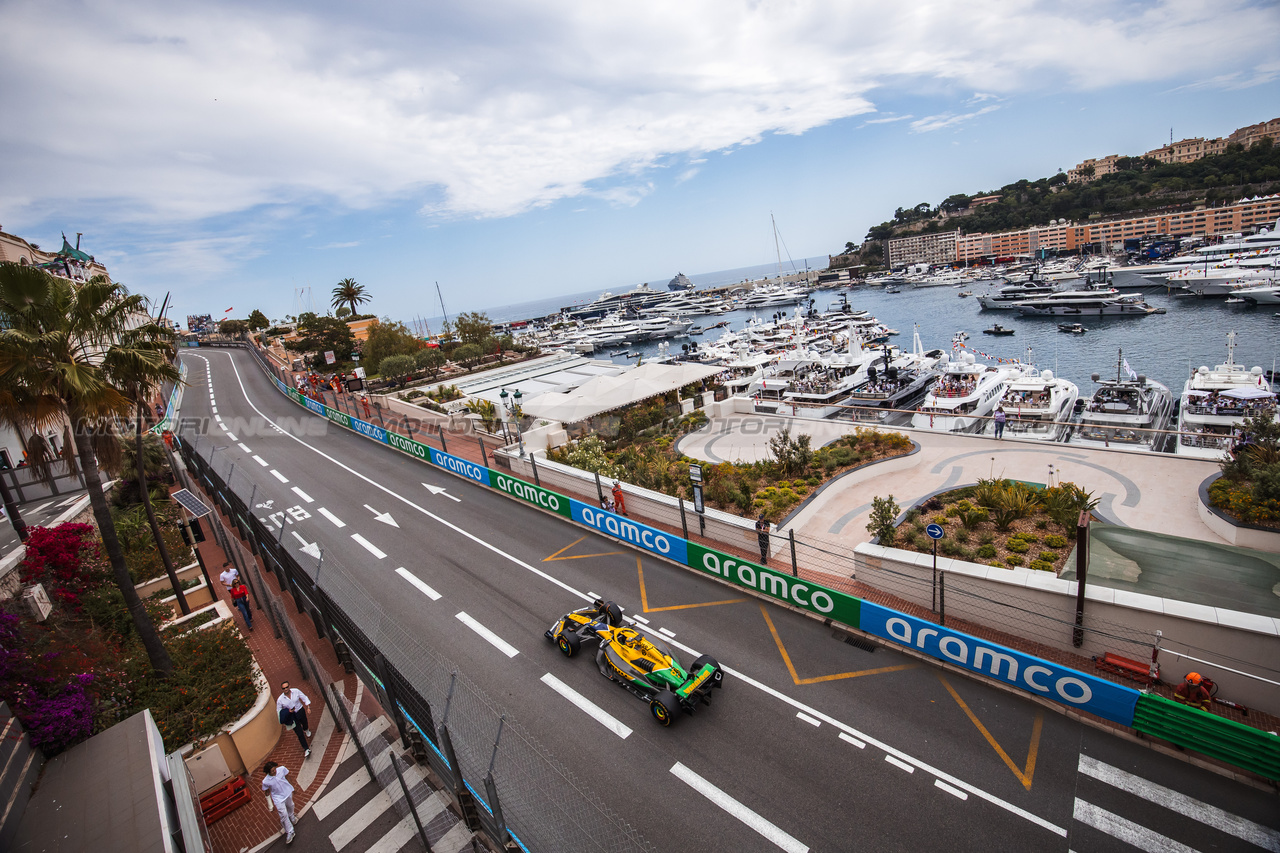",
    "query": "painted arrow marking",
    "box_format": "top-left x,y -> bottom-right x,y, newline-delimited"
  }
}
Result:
424,484 -> 461,503
291,531 -> 321,559
364,504 -> 399,527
